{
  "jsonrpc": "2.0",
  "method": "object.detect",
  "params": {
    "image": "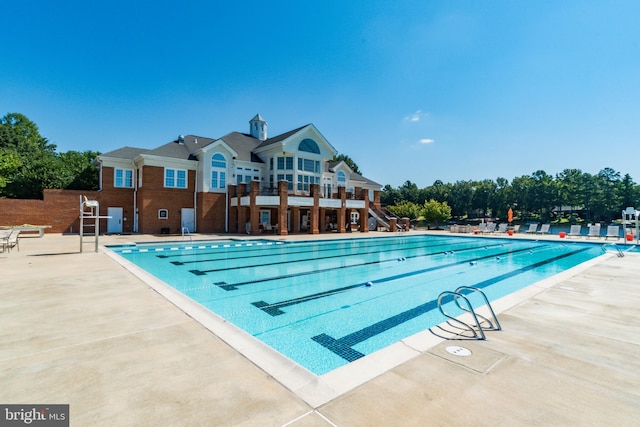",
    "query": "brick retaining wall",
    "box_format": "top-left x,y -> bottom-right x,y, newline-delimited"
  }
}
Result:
0,190 -> 98,233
